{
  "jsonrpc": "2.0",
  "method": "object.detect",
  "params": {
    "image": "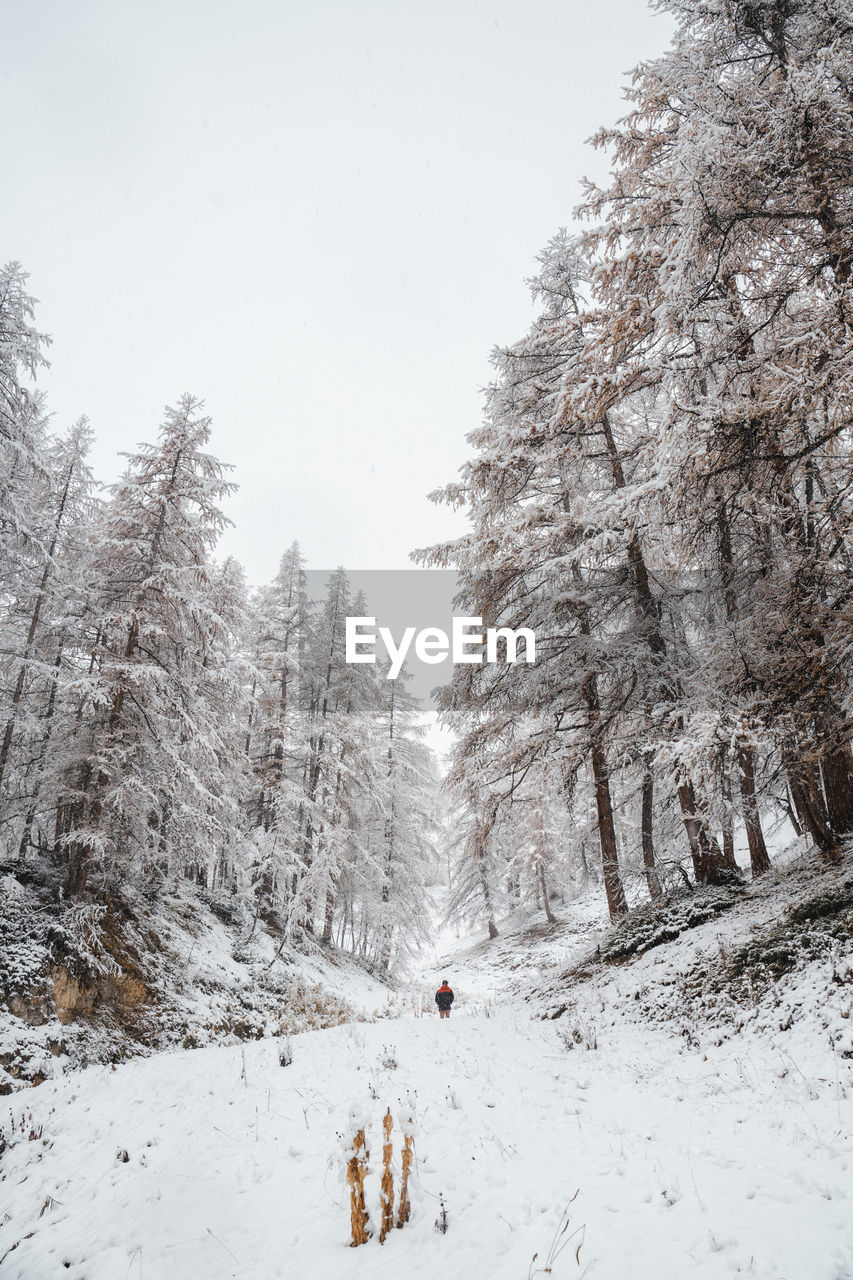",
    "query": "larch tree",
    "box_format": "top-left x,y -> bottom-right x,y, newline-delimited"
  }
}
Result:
54,395 -> 241,898
368,672 -> 438,973
3,419 -> 100,860
582,0 -> 853,857
421,0 -> 853,921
